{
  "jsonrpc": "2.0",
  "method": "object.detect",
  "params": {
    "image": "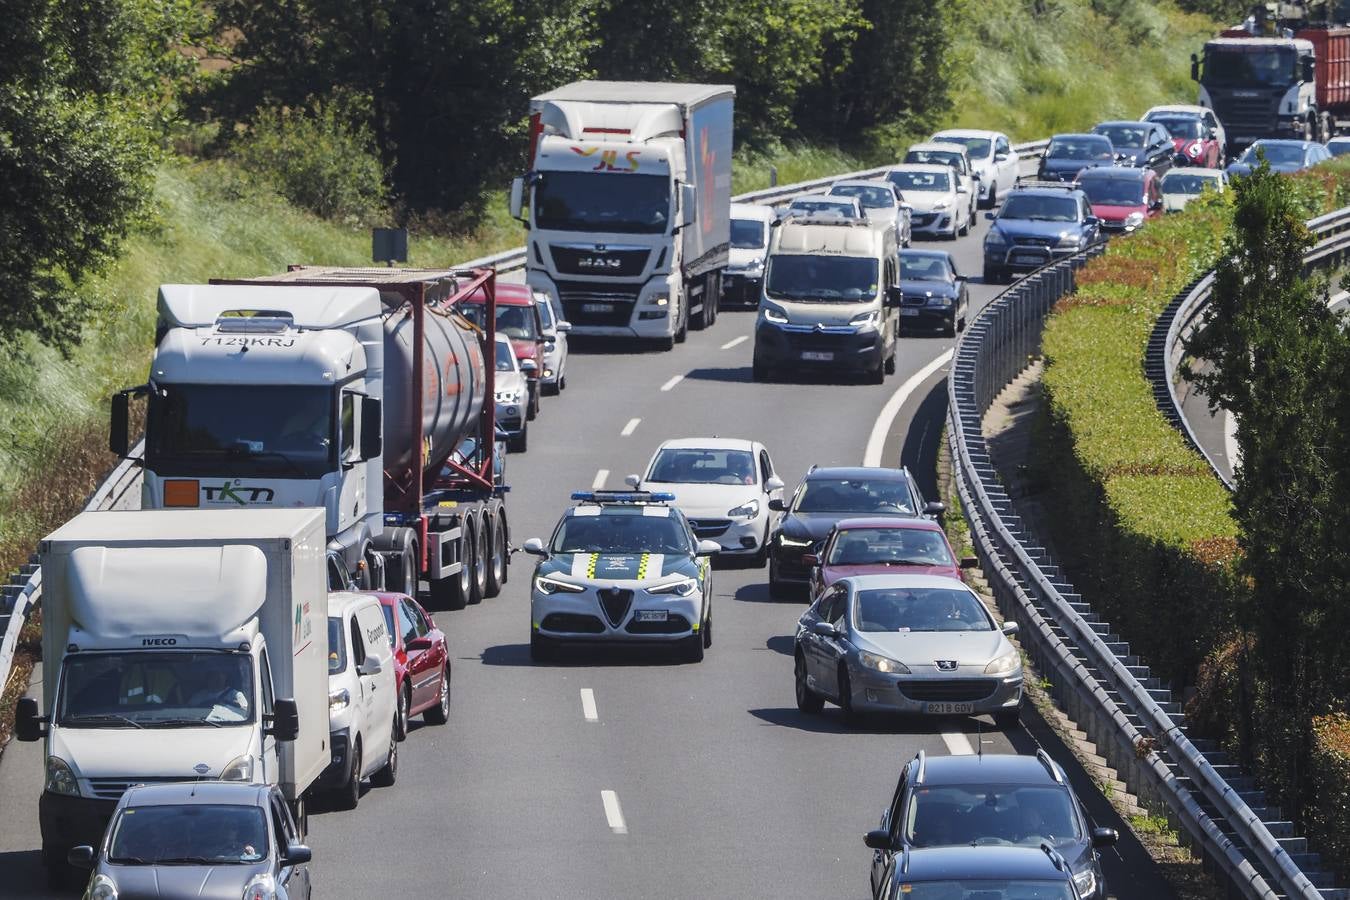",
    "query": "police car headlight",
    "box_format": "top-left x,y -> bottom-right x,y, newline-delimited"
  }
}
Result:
90,874 -> 119,900
649,577 -> 697,596
1073,868 -> 1097,897
859,651 -> 910,674
535,575 -> 586,595
45,755 -> 79,796
728,499 -> 760,519
220,754 -> 254,782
